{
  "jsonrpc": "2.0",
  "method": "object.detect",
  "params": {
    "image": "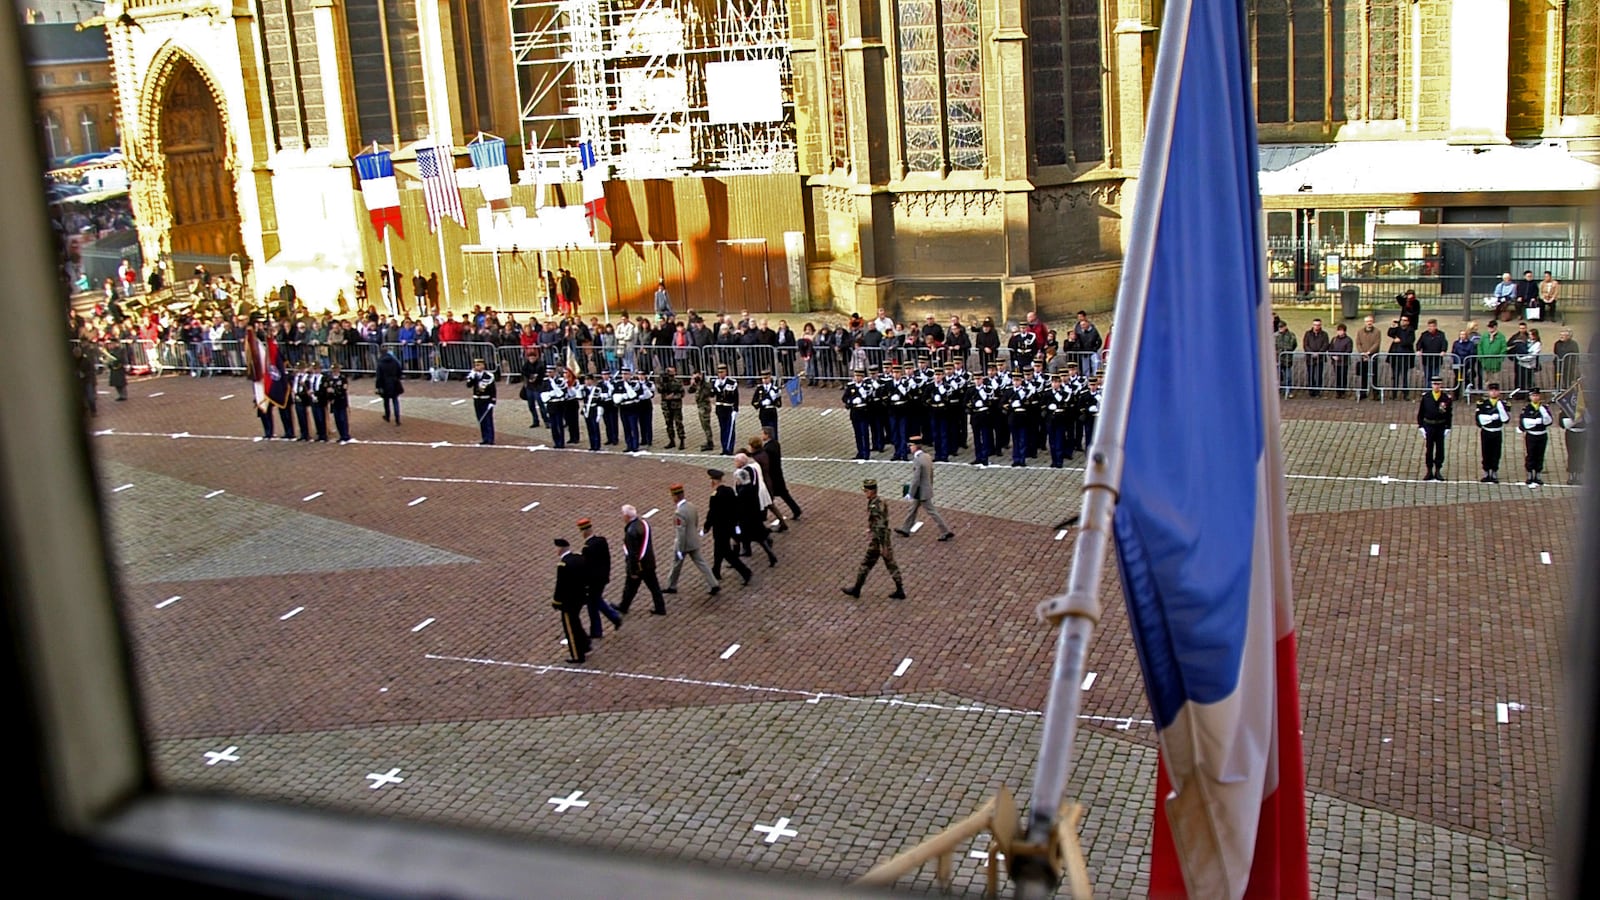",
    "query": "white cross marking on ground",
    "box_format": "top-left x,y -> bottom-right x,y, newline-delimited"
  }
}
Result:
280,606 -> 305,621
753,817 -> 798,843
1496,702 -> 1510,724
1370,544 -> 1381,556
721,644 -> 741,660
412,618 -> 436,633
366,768 -> 404,789
303,491 -> 324,502
408,496 -> 427,506
521,501 -> 541,512
204,489 -> 225,499
893,657 -> 913,677
203,746 -> 240,766
155,595 -> 181,609
643,507 -> 659,519
1081,672 -> 1097,691
547,790 -> 590,812
1541,551 -> 1552,565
